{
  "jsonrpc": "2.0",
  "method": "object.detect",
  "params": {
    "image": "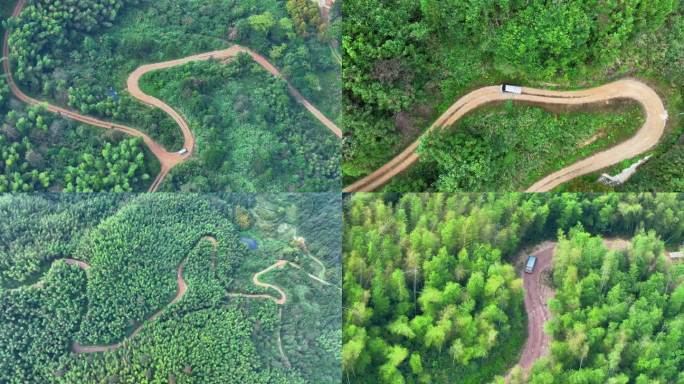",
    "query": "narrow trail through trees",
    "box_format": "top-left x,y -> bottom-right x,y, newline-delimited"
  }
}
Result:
5,235 -> 336,357
3,0 -> 341,192
515,244 -> 555,375
344,80 -> 668,192
510,238 -> 635,381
